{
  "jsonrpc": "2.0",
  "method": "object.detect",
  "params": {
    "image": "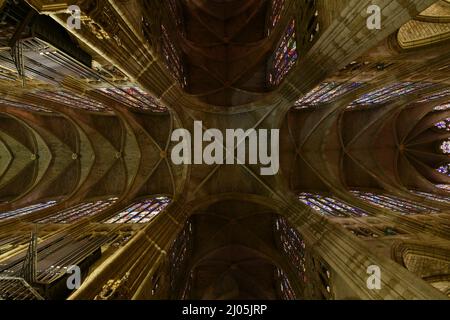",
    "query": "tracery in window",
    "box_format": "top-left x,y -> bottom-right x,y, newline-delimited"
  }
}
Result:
268,19 -> 298,86
351,191 -> 440,214
275,216 -> 307,285
315,259 -> 332,299
104,196 -> 171,224
410,190 -> 450,204
275,268 -> 296,300
435,118 -> 450,131
440,139 -> 450,154
295,82 -> 363,109
35,198 -> 118,224
0,200 -> 57,220
349,82 -> 434,107
298,192 -> 369,217
417,88 -> 450,103
169,221 -> 193,297
161,24 -> 187,88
